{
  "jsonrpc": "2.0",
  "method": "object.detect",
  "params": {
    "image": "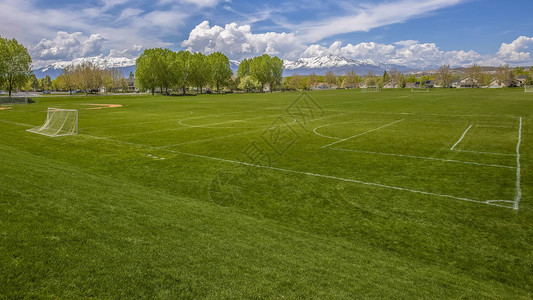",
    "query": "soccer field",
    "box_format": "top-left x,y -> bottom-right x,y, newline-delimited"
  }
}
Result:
1,89 -> 531,297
